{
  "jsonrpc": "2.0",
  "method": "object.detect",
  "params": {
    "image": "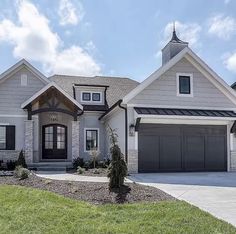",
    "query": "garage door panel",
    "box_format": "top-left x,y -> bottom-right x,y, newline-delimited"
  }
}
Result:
138,124 -> 227,172
138,135 -> 159,172
184,136 -> 205,171
160,136 -> 182,171
205,136 -> 226,171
